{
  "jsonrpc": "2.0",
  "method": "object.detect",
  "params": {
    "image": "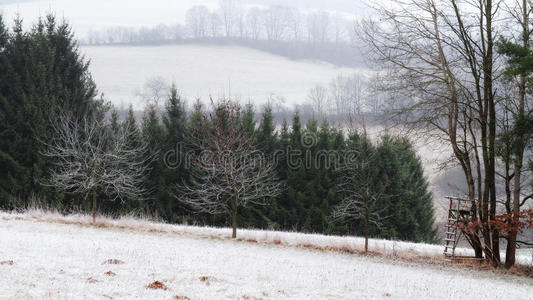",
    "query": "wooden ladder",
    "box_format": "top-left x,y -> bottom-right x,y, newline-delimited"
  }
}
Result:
443,197 -> 473,258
